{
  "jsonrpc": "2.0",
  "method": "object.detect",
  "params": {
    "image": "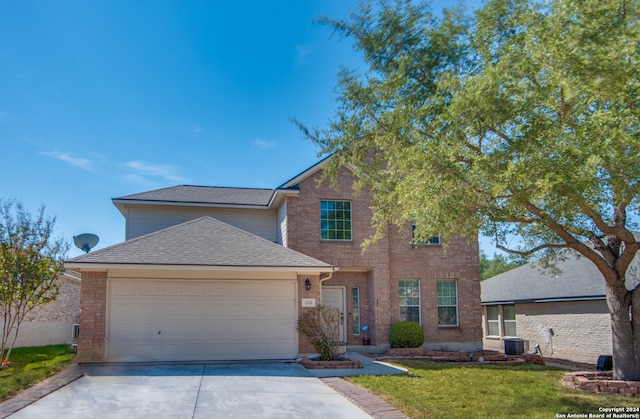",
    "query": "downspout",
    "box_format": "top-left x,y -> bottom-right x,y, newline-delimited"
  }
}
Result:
319,268 -> 338,303
319,268 -> 337,284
